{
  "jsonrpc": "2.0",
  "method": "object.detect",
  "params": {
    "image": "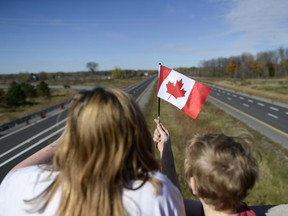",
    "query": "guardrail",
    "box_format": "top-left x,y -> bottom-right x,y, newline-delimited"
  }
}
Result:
0,100 -> 70,132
